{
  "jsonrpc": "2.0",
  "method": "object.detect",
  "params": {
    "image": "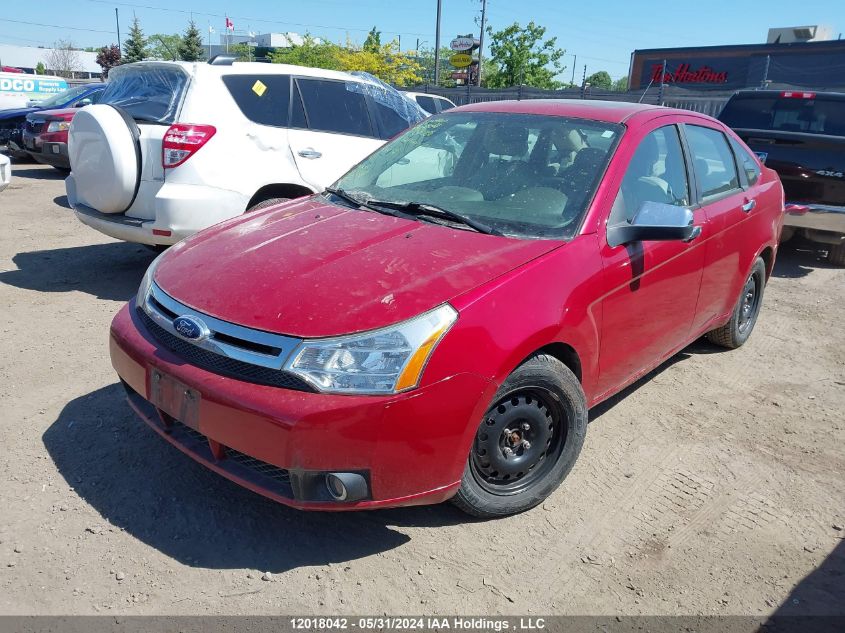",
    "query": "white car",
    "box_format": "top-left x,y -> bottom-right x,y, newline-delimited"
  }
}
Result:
66,59 -> 425,246
0,153 -> 10,192
403,92 -> 456,115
